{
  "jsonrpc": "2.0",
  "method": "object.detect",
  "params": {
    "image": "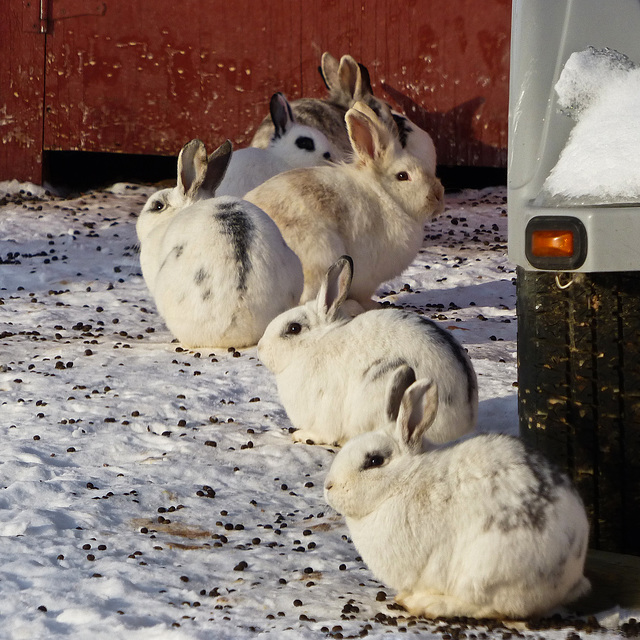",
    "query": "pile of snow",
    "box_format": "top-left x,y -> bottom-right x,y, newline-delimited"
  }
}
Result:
539,47 -> 640,205
0,179 -> 51,199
